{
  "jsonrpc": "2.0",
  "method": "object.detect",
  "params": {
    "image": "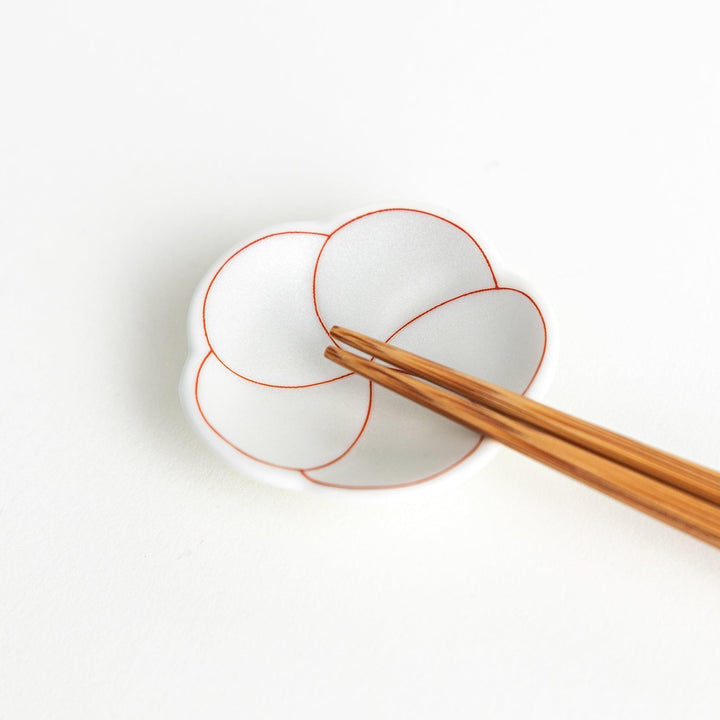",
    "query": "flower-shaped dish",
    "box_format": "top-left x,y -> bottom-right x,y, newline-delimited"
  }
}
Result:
181,207 -> 557,496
